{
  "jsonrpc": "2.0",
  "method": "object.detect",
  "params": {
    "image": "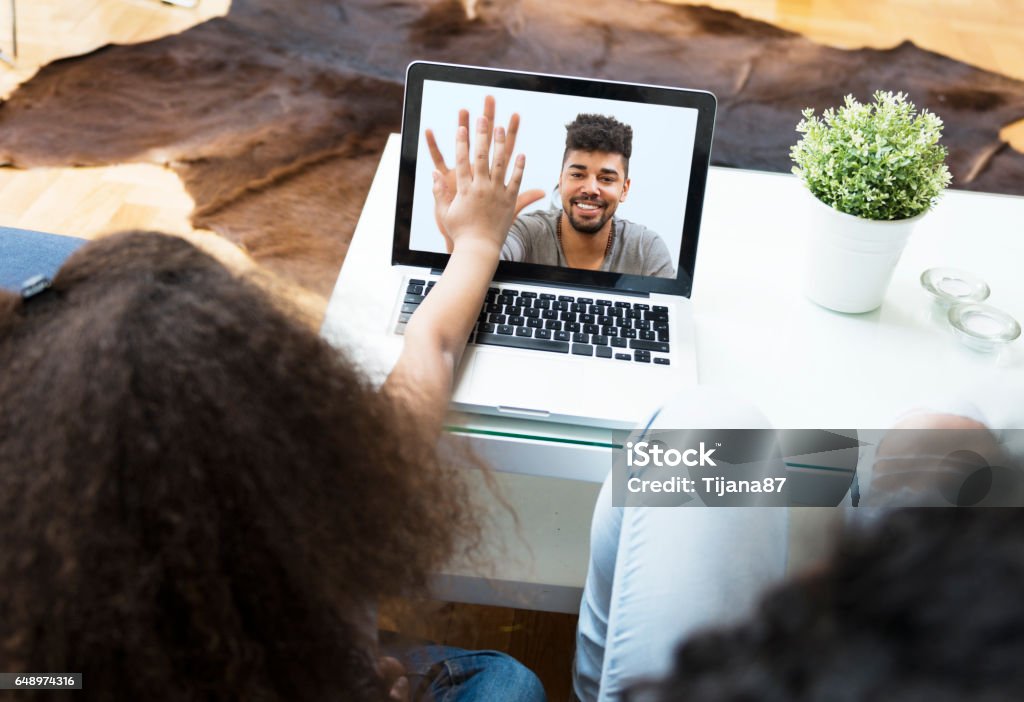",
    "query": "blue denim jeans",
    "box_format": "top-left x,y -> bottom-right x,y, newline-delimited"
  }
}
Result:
400,645 -> 546,702
573,388 -> 790,701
